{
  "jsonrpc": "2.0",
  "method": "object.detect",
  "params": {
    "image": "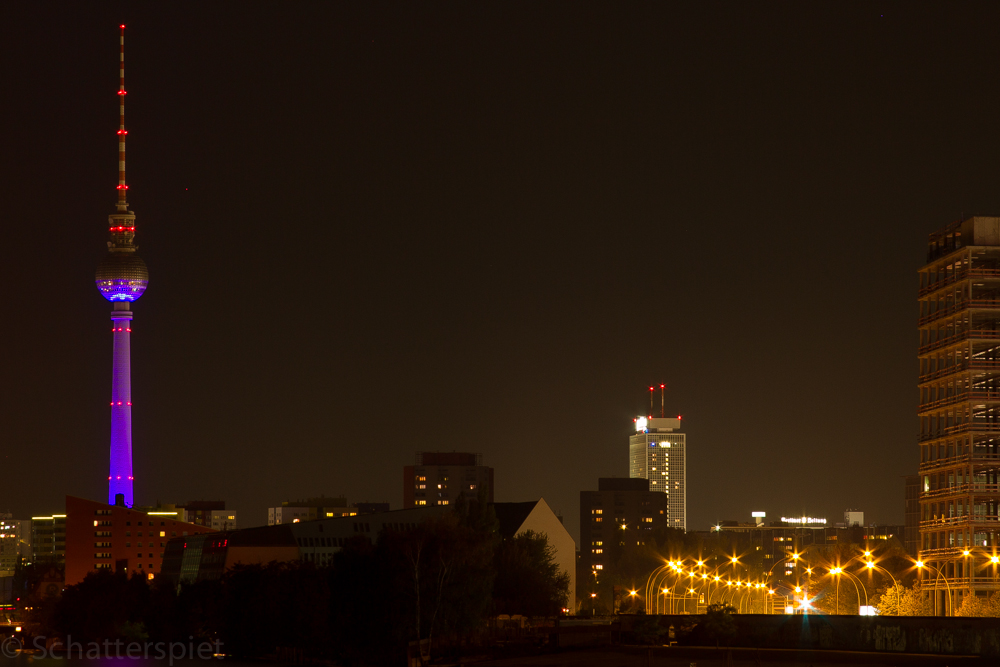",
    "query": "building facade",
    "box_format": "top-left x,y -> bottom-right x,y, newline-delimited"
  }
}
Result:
628,417 -> 686,530
31,514 -> 66,565
494,499 -> 576,611
179,501 -> 238,531
0,515 -> 31,576
64,496 -> 214,586
918,216 -> 1000,614
162,505 -> 451,585
403,452 -> 494,507
578,477 -> 669,599
267,496 -> 358,525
